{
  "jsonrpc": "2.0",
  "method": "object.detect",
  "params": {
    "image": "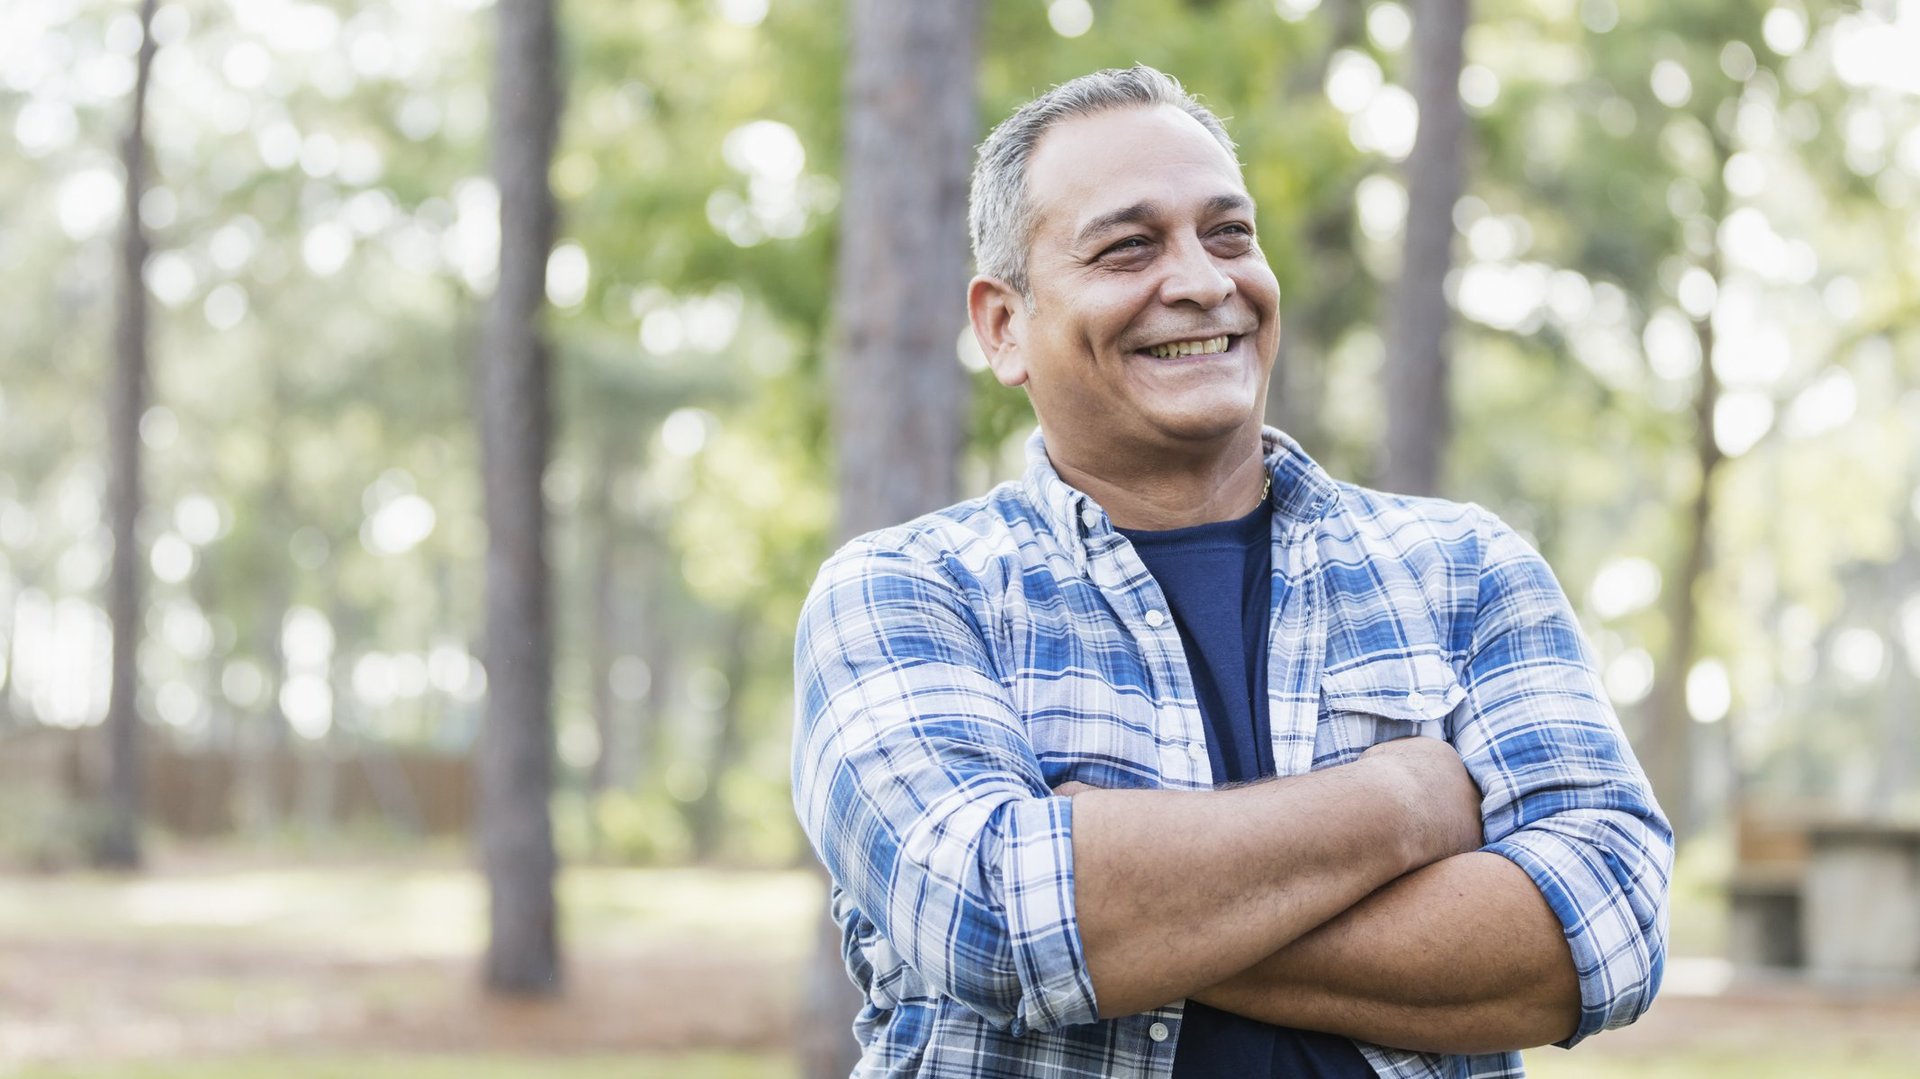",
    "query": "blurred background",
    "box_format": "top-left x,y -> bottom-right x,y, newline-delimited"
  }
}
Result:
4,0 -> 1919,1076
